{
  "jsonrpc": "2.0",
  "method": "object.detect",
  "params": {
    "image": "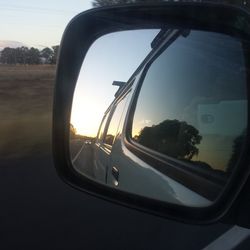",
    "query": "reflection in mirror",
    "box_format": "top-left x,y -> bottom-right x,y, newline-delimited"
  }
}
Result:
70,30 -> 159,177
70,28 -> 249,208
